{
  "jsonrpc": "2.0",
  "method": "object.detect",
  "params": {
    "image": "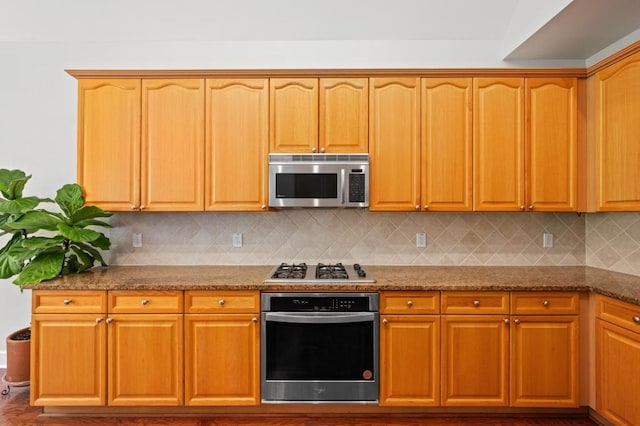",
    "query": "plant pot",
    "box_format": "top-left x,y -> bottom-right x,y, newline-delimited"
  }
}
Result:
5,327 -> 30,385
